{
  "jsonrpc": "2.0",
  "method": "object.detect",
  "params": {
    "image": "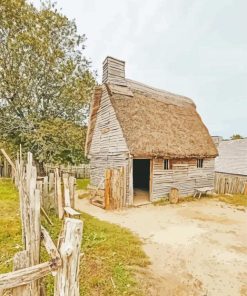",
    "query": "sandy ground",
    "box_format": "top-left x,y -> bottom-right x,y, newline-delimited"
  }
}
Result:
75,196 -> 247,296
